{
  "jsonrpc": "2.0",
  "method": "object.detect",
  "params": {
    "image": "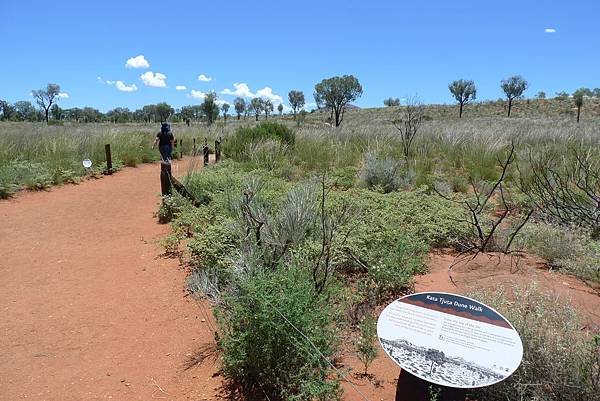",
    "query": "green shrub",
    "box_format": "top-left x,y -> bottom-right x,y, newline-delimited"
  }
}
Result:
356,314 -> 377,375
157,193 -> 189,223
366,235 -> 428,295
223,122 -> 295,162
469,285 -> 600,401
215,266 -> 341,401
